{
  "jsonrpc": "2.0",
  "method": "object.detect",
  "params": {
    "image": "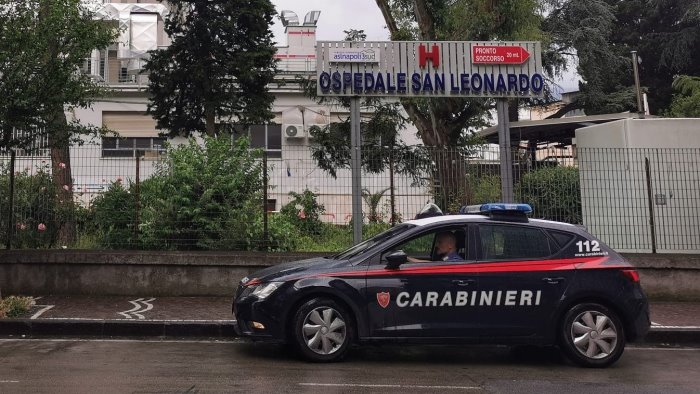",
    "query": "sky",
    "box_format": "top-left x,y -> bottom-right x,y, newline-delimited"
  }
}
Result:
269,0 -> 580,93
